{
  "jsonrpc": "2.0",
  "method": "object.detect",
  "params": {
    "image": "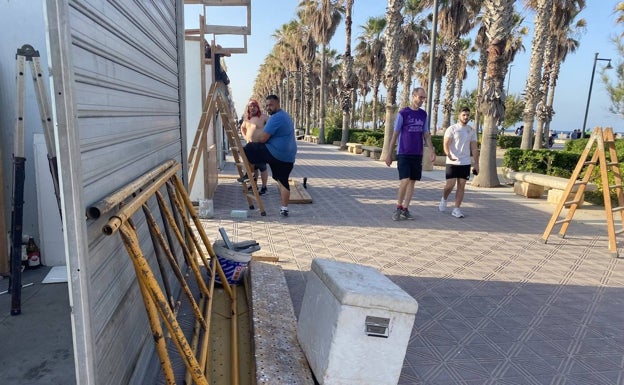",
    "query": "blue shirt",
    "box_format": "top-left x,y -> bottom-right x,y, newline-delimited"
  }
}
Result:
263,109 -> 297,162
394,107 -> 428,155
